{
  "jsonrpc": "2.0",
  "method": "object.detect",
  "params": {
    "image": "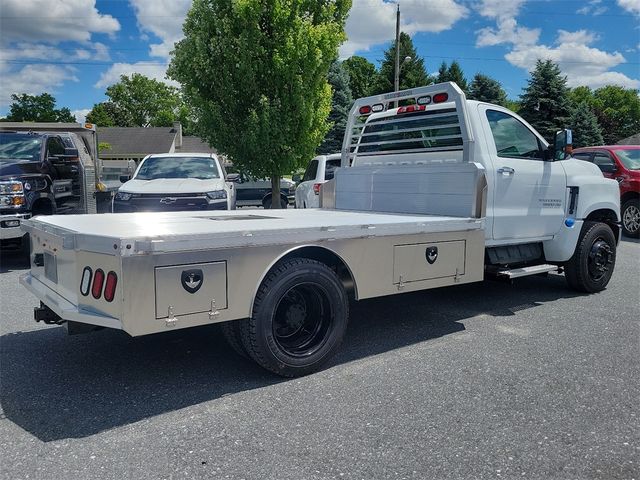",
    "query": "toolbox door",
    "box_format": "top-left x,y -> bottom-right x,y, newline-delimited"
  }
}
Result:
393,241 -> 466,284
155,261 -> 227,319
